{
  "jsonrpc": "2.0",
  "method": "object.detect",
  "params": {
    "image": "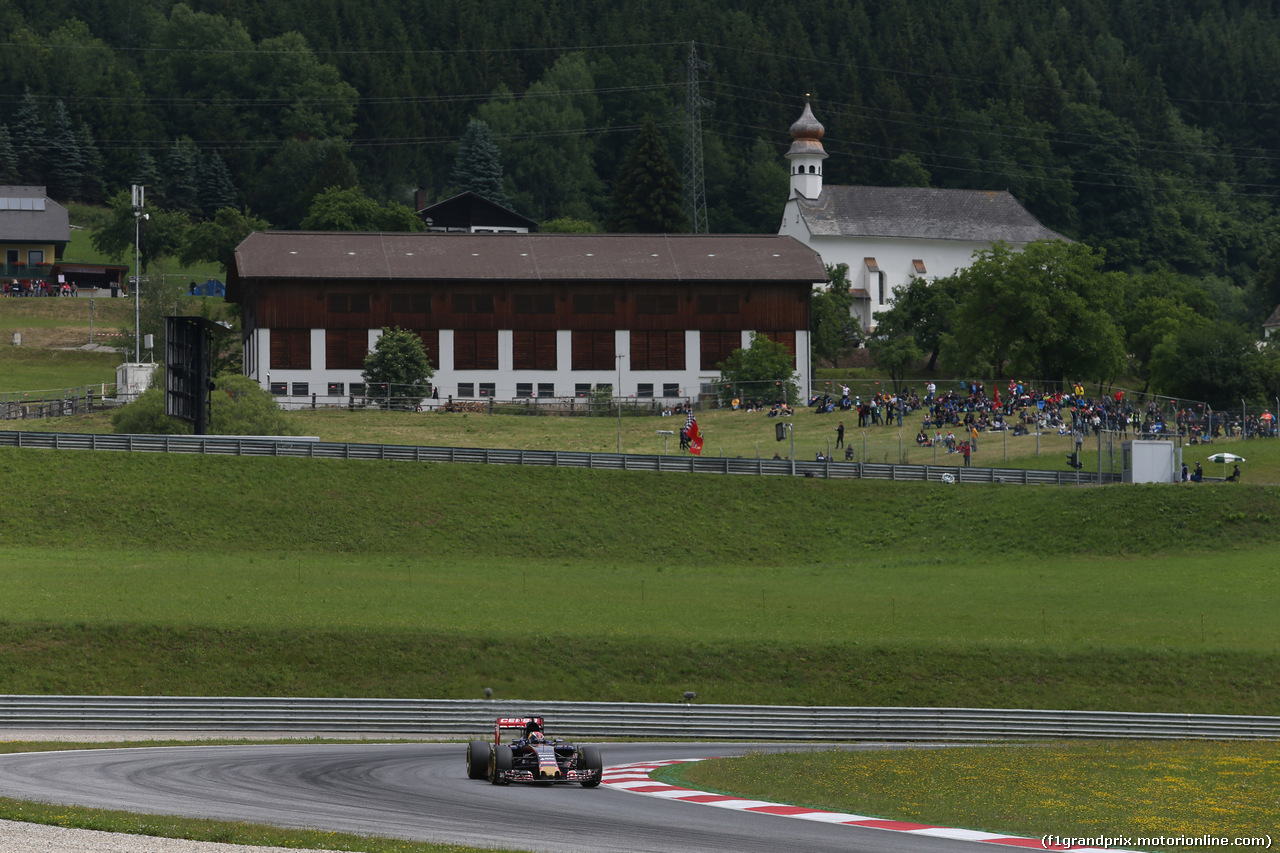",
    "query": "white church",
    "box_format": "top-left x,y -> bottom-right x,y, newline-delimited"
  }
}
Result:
777,99 -> 1067,332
